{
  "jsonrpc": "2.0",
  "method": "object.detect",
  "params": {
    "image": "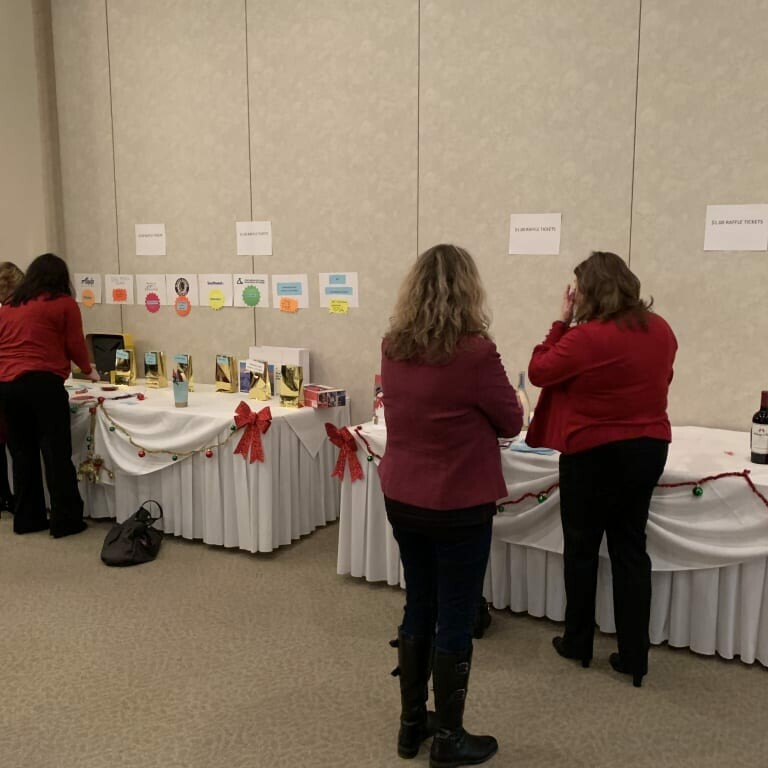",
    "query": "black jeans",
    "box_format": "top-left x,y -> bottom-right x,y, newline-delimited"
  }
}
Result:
559,437 -> 668,668
387,500 -> 494,654
0,371 -> 84,531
